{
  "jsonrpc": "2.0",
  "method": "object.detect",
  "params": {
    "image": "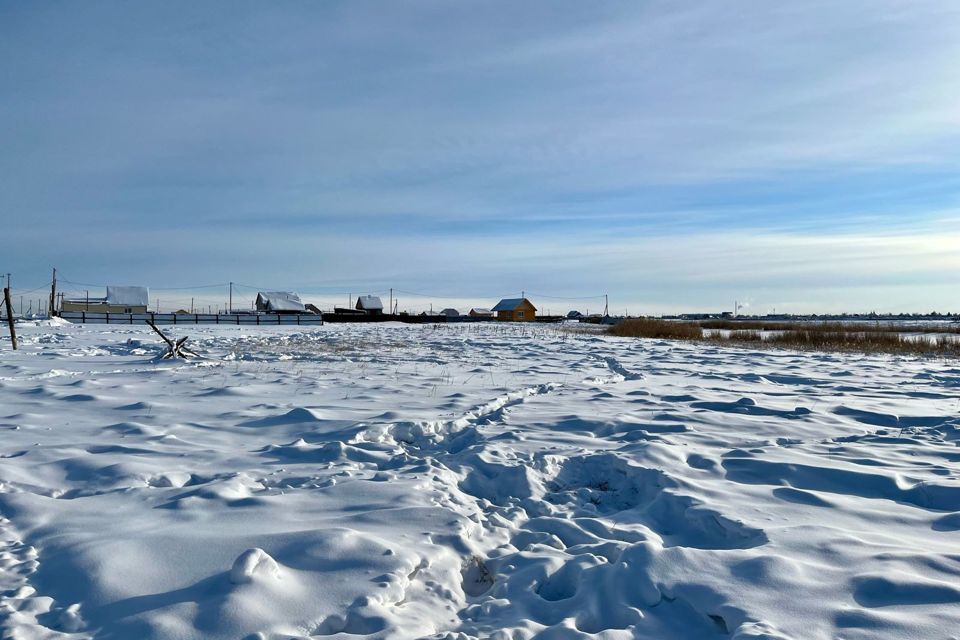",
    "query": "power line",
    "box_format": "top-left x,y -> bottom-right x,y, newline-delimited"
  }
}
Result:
525,292 -> 606,300
54,275 -> 608,308
9,283 -> 53,295
151,283 -> 229,291
60,277 -> 230,291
